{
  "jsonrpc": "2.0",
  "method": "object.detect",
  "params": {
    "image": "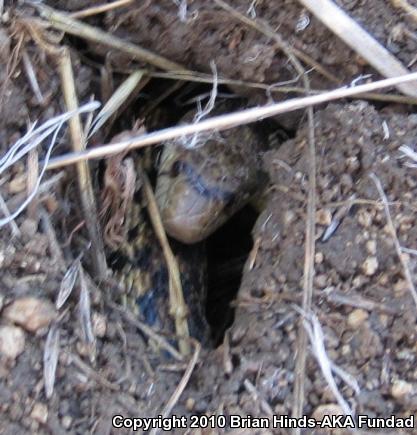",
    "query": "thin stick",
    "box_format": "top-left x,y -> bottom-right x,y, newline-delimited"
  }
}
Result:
36,3 -> 188,73
149,341 -> 200,435
141,171 -> 190,356
108,301 -> 183,361
58,48 -> 108,279
214,0 -> 340,84
70,0 -> 133,19
298,0 -> 417,97
45,72 -> 417,171
391,0 -> 417,22
370,173 -> 417,307
145,70 -> 417,105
